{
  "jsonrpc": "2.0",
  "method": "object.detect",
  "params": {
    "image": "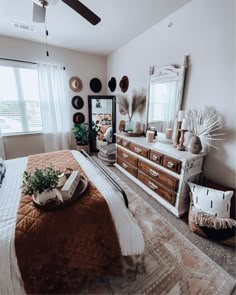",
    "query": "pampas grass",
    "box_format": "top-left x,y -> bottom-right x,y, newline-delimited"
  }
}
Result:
185,106 -> 224,150
117,89 -> 146,121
